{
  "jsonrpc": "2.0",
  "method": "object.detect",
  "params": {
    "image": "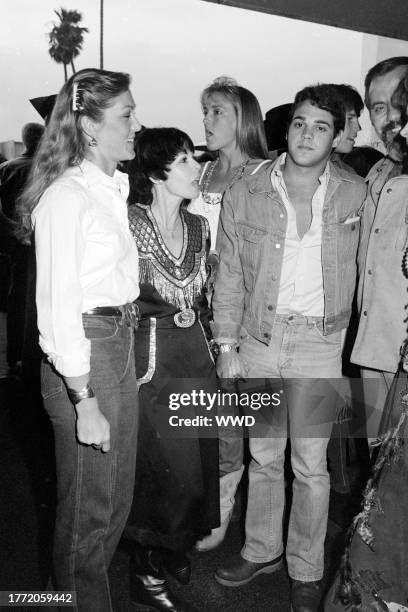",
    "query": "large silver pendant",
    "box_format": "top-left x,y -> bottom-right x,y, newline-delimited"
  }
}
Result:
173,308 -> 196,328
